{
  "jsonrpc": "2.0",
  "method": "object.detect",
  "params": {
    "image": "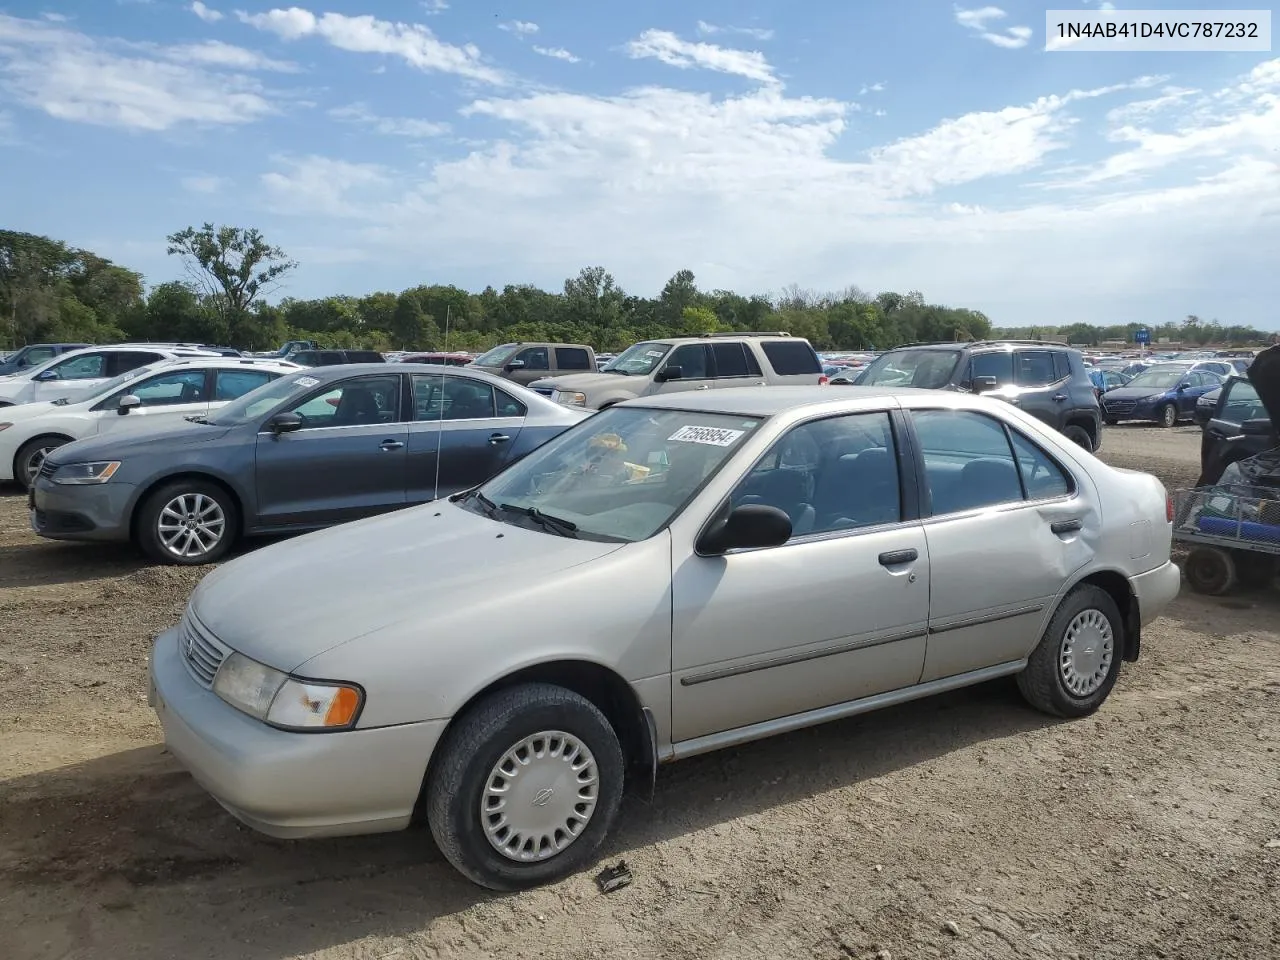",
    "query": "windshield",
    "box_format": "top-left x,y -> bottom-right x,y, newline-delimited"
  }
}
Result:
210,371 -> 321,424
474,344 -> 518,366
601,342 -> 672,375
470,406 -> 762,542
856,349 -> 960,389
1127,370 -> 1184,390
